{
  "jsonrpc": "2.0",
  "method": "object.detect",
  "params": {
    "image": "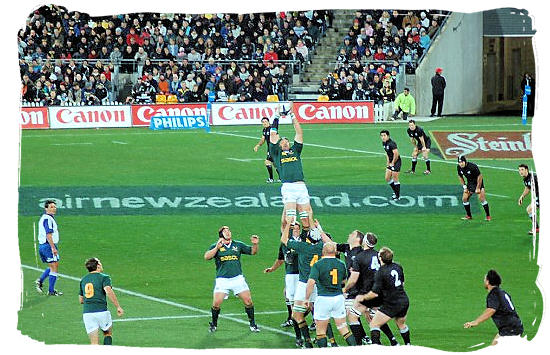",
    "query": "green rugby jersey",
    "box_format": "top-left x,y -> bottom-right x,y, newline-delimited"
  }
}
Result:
79,272 -> 112,313
278,241 -> 299,275
287,240 -> 323,282
209,240 -> 252,278
309,257 -> 348,296
269,139 -> 305,183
